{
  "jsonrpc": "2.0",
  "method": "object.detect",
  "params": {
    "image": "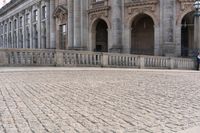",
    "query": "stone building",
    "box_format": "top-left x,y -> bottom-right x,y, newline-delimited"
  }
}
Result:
0,0 -> 197,57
